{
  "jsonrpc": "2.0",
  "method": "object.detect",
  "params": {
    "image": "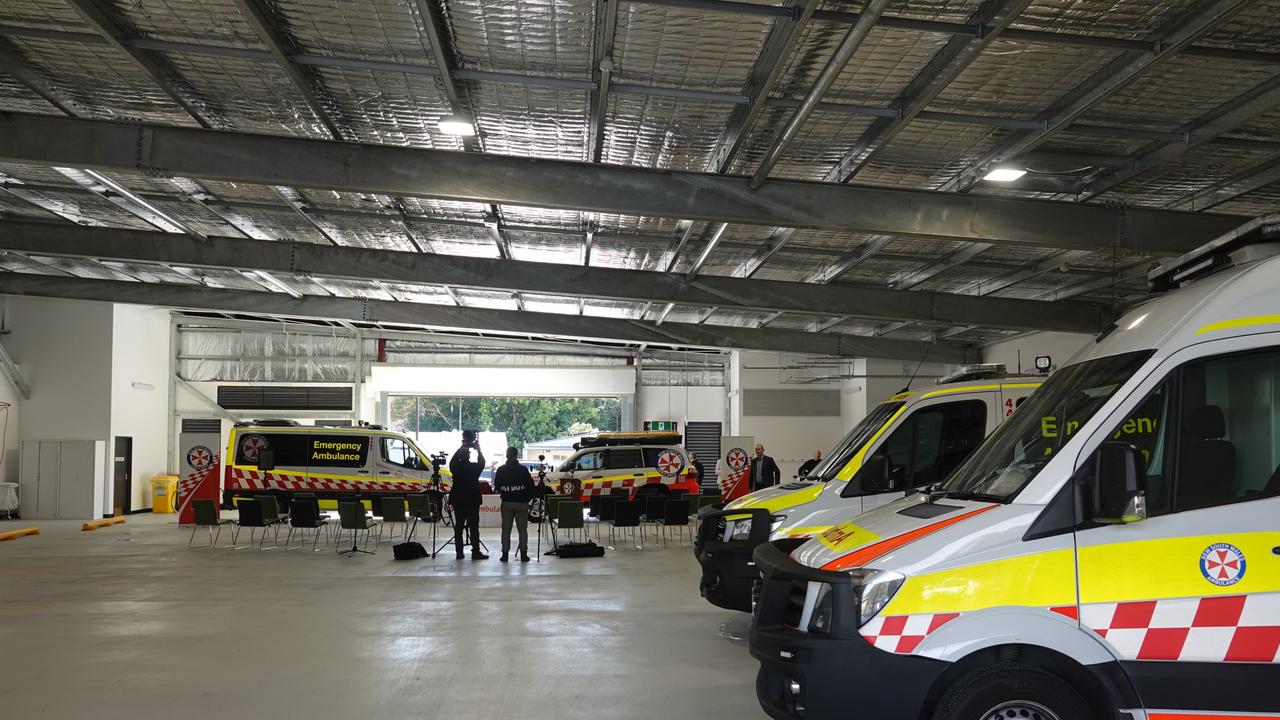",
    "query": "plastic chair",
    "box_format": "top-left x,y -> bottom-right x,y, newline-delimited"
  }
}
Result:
254,494 -> 288,549
378,496 -> 409,544
660,498 -> 692,547
643,495 -> 668,538
609,500 -> 643,549
587,494 -> 604,518
555,500 -> 586,545
336,501 -> 379,556
286,498 -> 330,551
596,495 -> 620,540
188,498 -> 232,549
231,499 -> 278,549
